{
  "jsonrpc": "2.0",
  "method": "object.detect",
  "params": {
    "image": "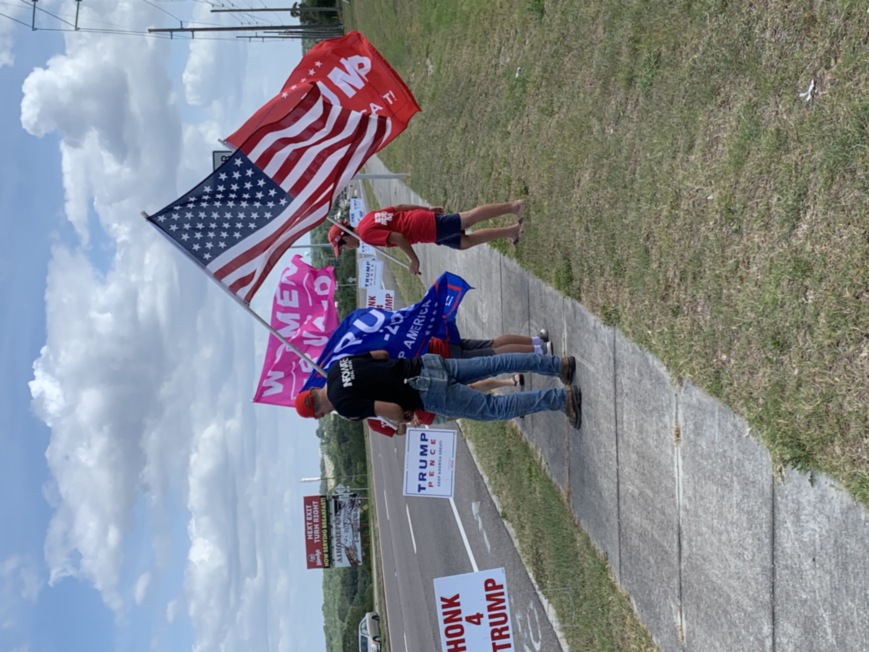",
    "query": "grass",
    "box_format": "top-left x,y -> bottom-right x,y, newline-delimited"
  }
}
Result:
345,0 -> 869,505
463,420 -> 656,652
